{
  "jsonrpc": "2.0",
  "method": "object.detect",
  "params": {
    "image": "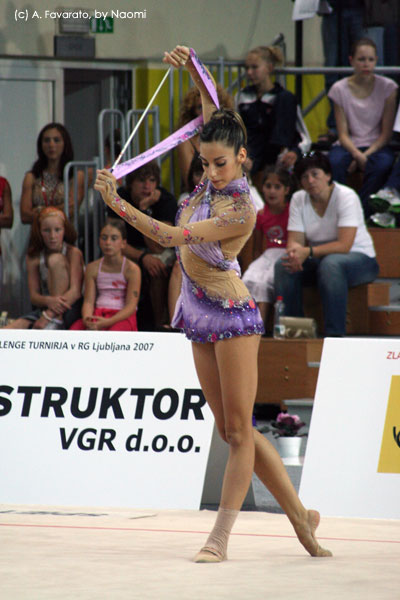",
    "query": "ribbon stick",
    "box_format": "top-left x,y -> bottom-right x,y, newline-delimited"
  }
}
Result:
113,115 -> 203,180
111,66 -> 172,171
